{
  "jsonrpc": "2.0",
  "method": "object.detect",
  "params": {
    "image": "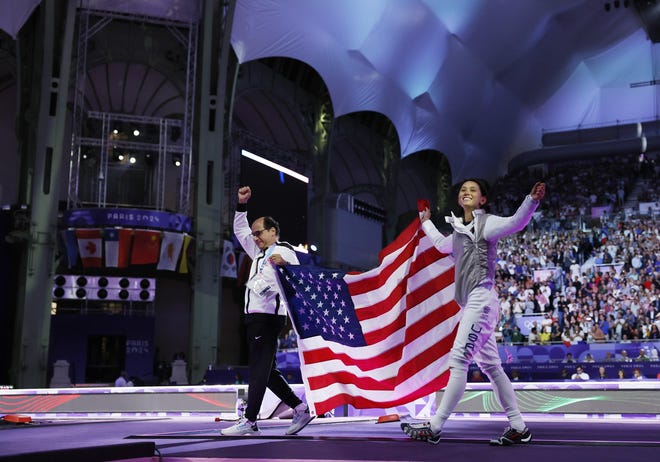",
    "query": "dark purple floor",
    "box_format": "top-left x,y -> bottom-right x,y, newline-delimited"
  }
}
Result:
1,414 -> 659,462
